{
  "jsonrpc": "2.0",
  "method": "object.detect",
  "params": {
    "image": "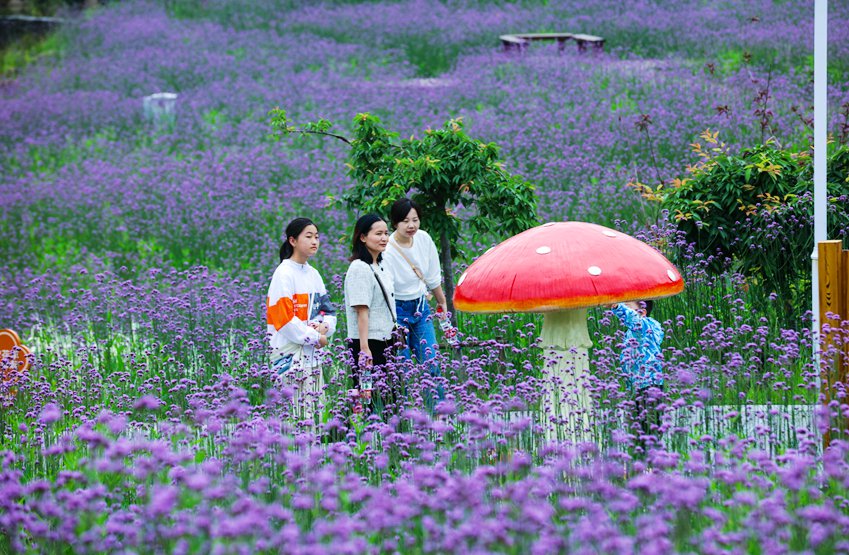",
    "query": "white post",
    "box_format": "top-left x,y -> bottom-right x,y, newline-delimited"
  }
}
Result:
812,0 -> 828,391
143,92 -> 178,127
